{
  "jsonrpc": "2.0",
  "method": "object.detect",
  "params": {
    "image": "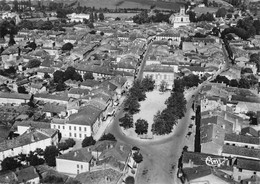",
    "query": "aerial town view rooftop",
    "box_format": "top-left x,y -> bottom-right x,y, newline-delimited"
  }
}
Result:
0,0 -> 259,183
